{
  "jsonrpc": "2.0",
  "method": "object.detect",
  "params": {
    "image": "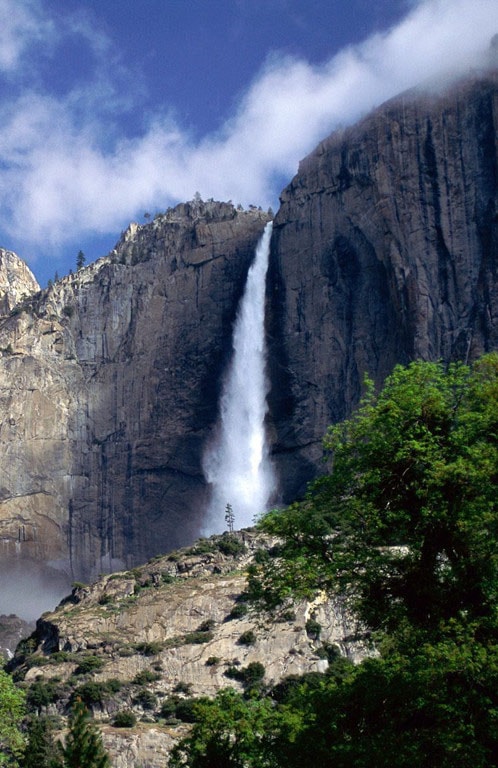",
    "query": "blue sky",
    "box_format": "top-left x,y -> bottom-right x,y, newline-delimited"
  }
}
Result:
0,0 -> 497,286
